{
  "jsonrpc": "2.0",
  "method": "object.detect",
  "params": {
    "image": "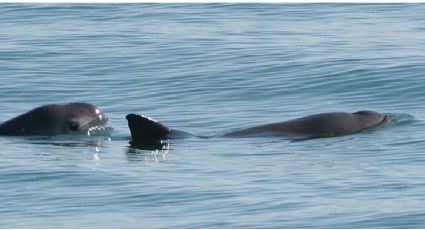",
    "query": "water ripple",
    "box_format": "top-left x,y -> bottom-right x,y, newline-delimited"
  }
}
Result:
1,3 -> 425,228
